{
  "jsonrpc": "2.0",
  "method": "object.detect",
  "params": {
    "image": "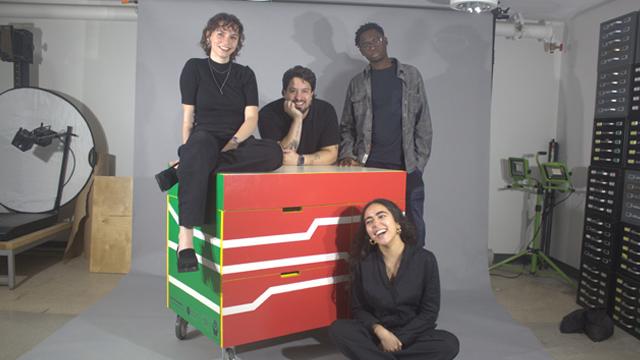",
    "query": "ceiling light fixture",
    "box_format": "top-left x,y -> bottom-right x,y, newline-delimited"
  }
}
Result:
450,0 -> 498,14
